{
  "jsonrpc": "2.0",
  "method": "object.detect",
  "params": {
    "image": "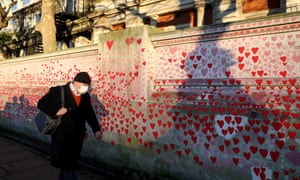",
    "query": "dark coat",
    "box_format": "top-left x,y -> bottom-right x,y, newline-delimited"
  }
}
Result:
37,82 -> 100,169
